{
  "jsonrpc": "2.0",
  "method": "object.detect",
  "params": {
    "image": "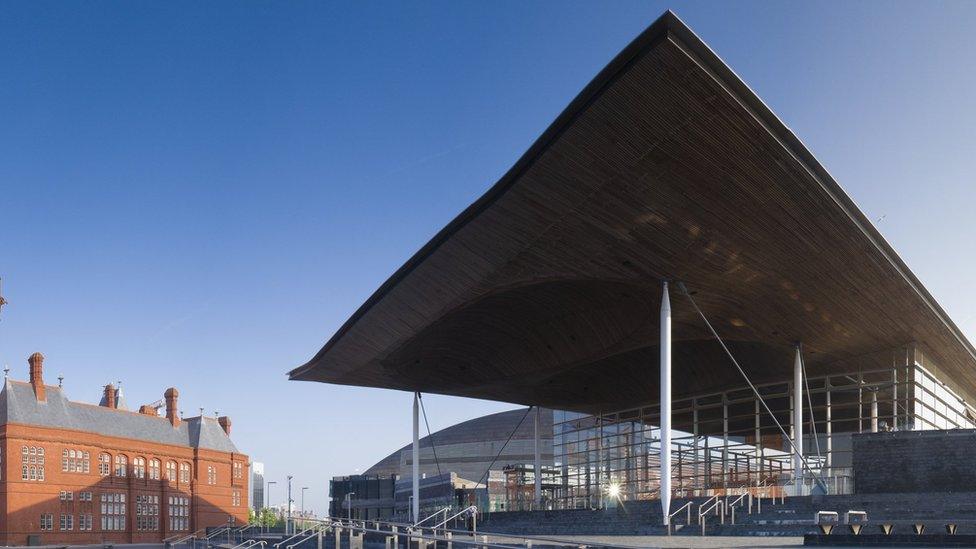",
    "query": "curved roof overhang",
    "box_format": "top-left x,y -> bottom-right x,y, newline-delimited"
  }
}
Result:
290,11 -> 976,414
